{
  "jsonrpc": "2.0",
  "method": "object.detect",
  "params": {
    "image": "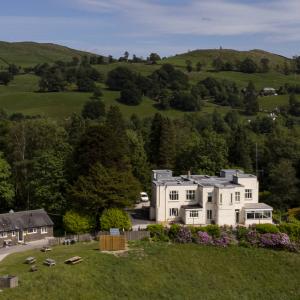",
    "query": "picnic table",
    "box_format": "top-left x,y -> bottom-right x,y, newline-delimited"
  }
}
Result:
41,246 -> 52,252
64,256 -> 83,265
43,258 -> 56,267
25,257 -> 36,264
